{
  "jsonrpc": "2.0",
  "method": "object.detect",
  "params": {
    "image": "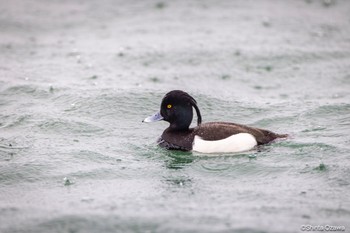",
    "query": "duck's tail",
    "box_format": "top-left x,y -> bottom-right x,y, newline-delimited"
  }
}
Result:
275,133 -> 289,139
257,131 -> 288,145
